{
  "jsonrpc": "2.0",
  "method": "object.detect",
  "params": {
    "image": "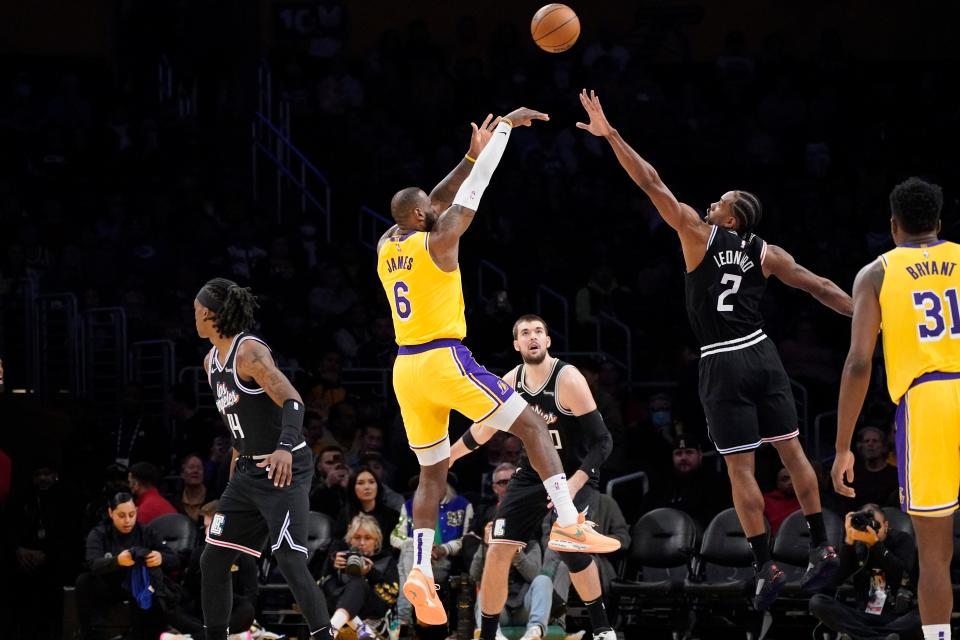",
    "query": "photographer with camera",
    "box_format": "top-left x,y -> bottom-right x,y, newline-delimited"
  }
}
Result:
76,491 -> 178,639
320,513 -> 399,638
809,504 -> 920,640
